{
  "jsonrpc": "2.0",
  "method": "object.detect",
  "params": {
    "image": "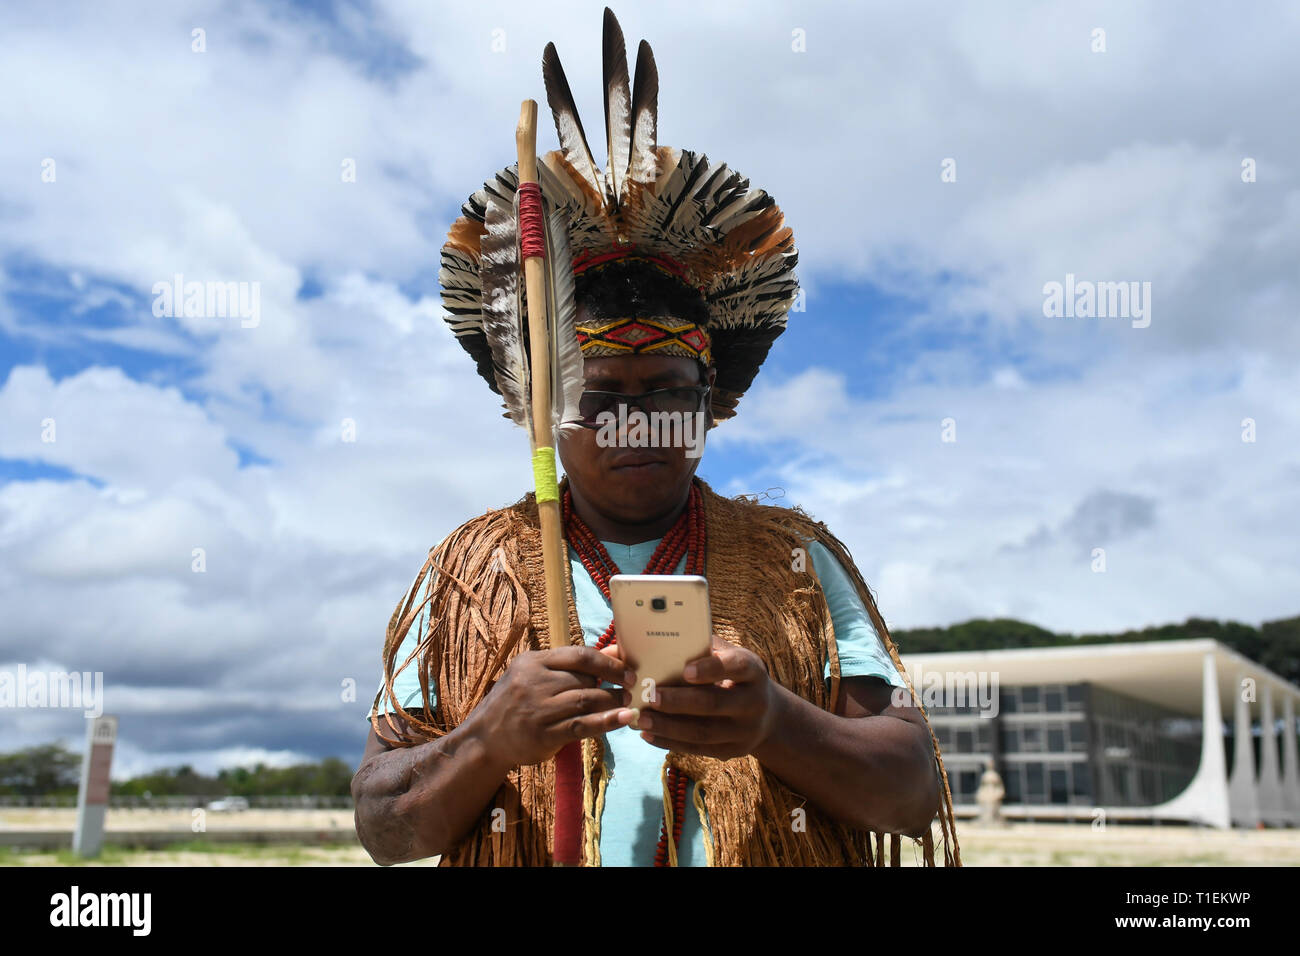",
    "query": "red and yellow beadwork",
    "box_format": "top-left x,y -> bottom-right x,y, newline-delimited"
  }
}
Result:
575,315 -> 712,365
